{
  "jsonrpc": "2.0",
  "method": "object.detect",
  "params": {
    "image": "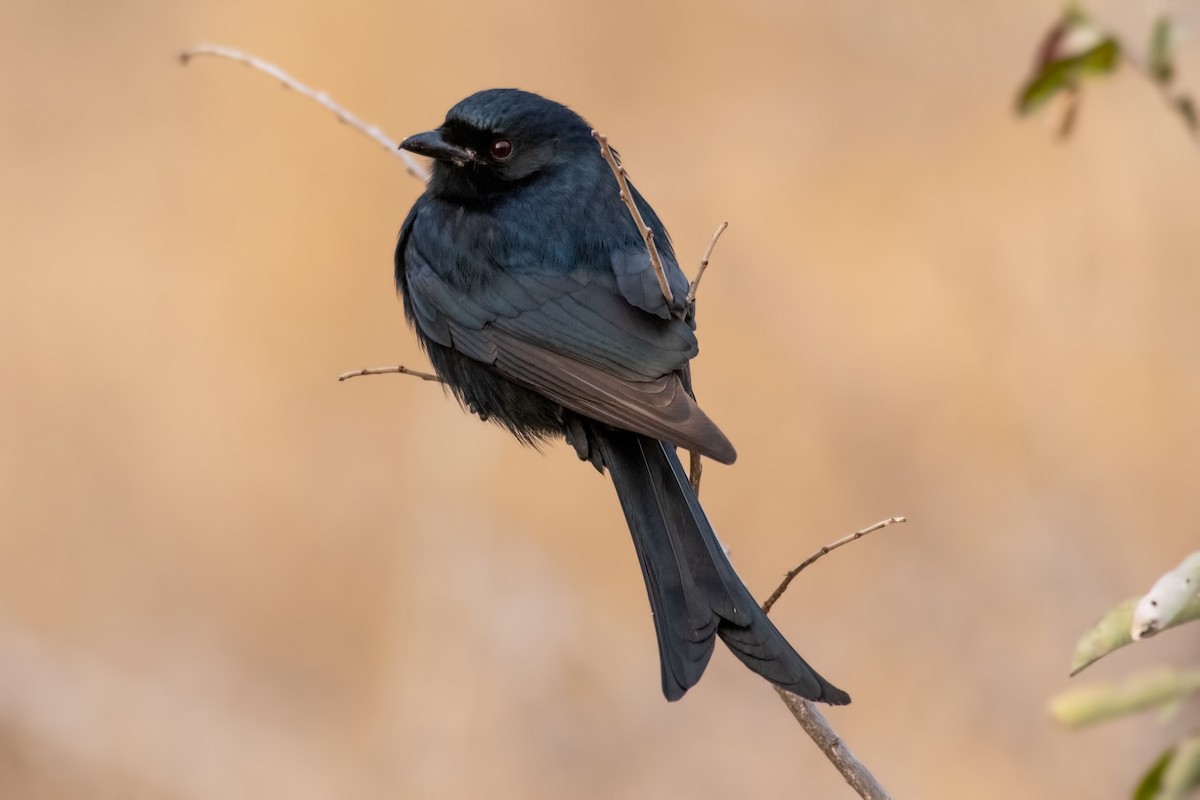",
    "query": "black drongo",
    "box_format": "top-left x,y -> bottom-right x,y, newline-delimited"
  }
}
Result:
395,88 -> 848,704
